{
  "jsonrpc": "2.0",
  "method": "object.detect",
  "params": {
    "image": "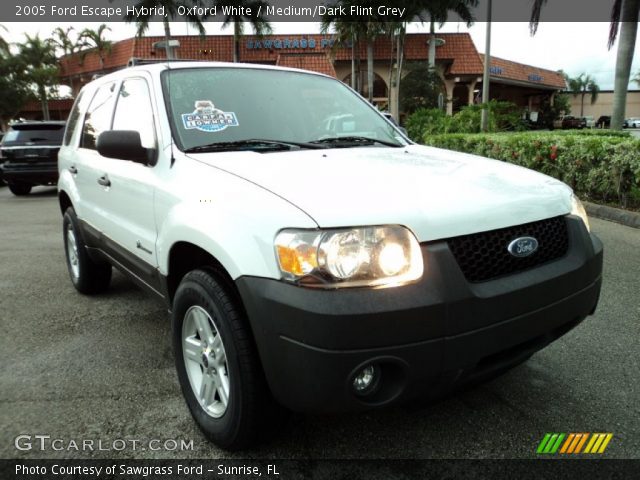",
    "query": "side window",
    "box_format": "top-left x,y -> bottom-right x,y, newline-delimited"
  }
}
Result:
112,78 -> 156,151
81,82 -> 117,150
63,90 -> 87,146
